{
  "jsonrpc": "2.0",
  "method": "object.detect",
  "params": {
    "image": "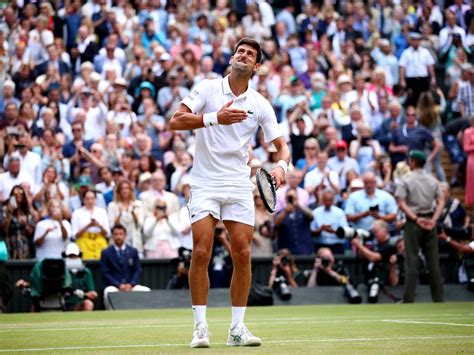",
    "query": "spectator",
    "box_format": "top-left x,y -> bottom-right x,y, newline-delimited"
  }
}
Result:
3,133 -> 42,187
252,190 -> 275,258
327,140 -> 360,191
304,151 -> 340,199
345,171 -> 398,231
274,189 -> 314,255
398,32 -> 436,107
457,65 -> 474,120
142,199 -> 181,259
2,184 -> 38,259
275,169 -> 309,212
295,138 -> 319,175
139,170 -> 179,216
71,189 -> 110,260
389,105 -> 442,166
311,189 -> 348,254
417,92 -> 447,181
68,175 -> 107,212
0,155 -> 34,203
101,224 -> 150,309
107,180 -> 145,257
33,165 -> 69,217
464,115 -> 474,207
349,122 -> 382,173
33,199 -> 71,260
